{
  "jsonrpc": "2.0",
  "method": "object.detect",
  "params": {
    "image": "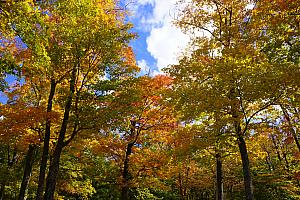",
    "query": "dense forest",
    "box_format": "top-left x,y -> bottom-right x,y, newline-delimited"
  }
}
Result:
0,0 -> 299,199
